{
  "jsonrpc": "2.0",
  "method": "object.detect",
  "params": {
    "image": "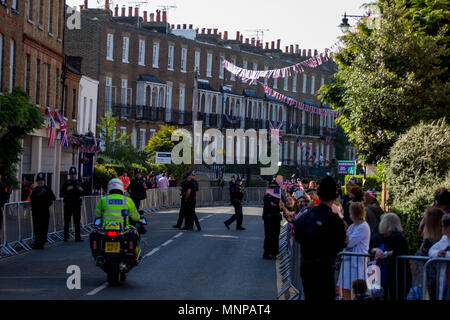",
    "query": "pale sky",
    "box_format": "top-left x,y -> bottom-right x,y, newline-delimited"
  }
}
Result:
67,0 -> 369,51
